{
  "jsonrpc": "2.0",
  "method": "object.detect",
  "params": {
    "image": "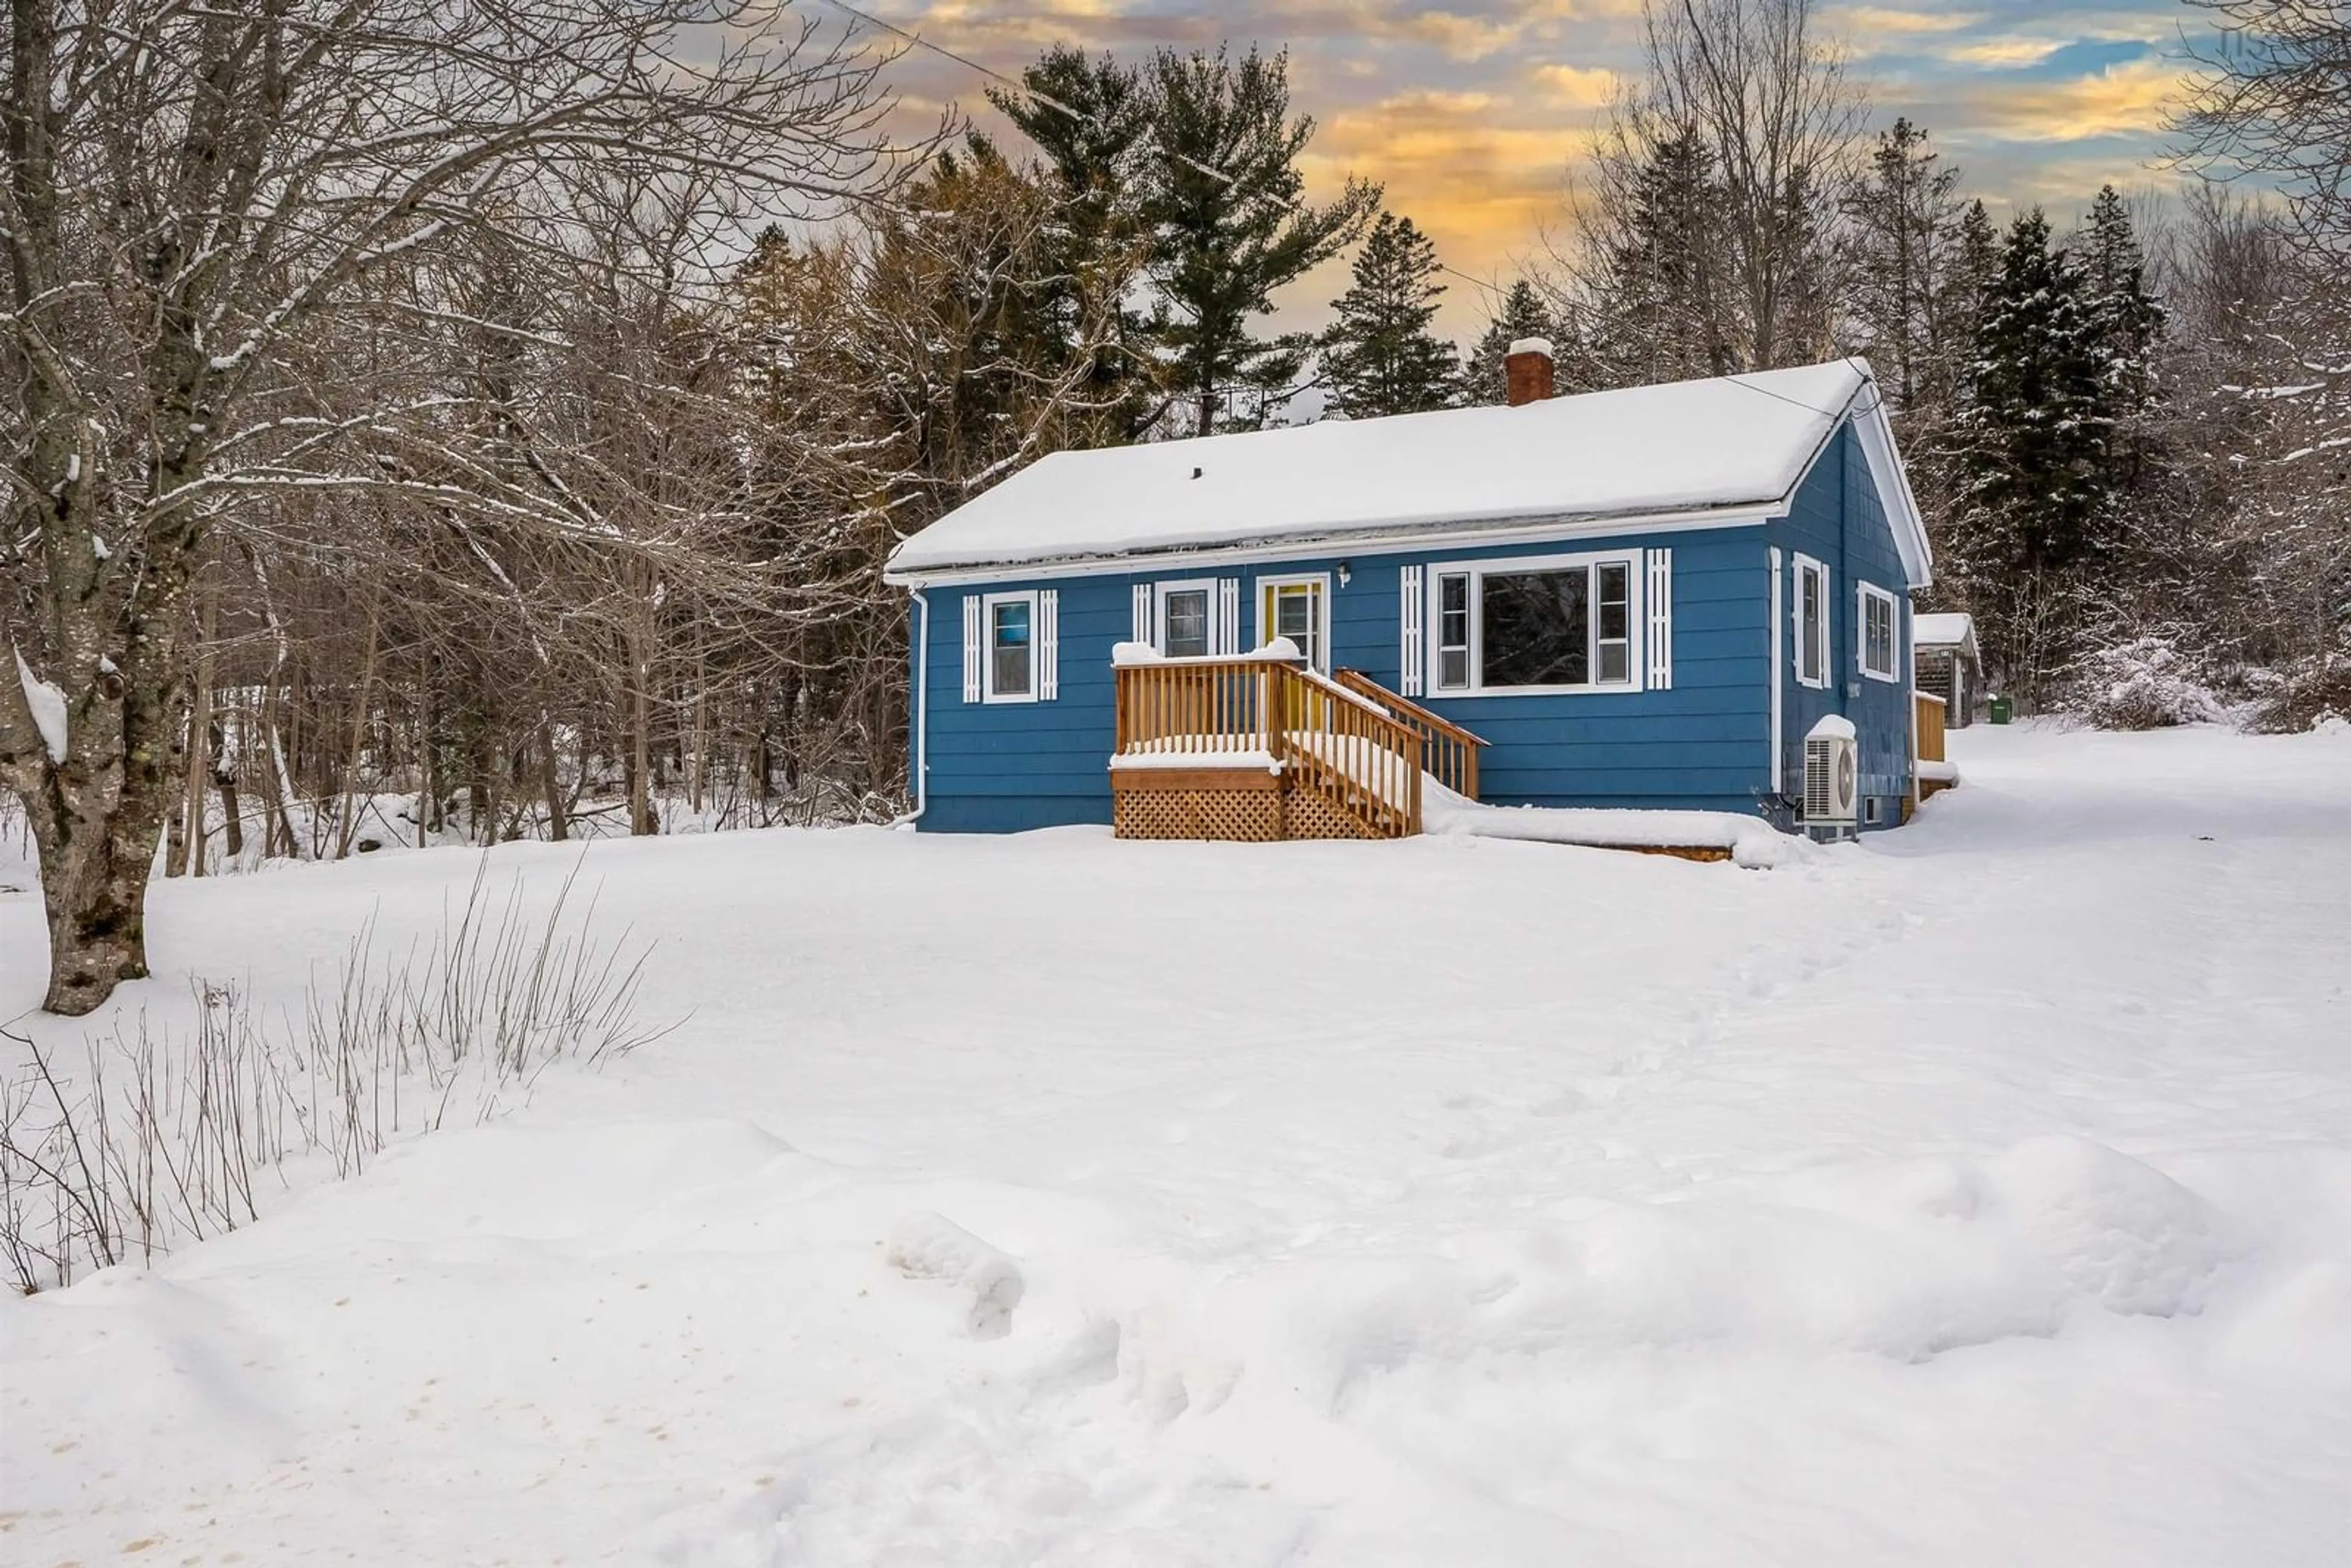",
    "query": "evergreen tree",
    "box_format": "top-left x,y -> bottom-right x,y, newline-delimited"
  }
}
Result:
1945,200 -> 2001,341
986,48 -> 1161,441
1141,47 -> 1380,432
1946,209 -> 2121,697
1319,212 -> 1460,418
1463,280 -> 1559,405
1592,128 -> 1731,383
2078,186 -> 2166,419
